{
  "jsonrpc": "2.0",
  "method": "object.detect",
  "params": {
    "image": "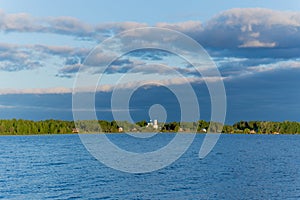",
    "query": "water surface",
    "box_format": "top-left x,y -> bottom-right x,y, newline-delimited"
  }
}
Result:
0,134 -> 299,199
